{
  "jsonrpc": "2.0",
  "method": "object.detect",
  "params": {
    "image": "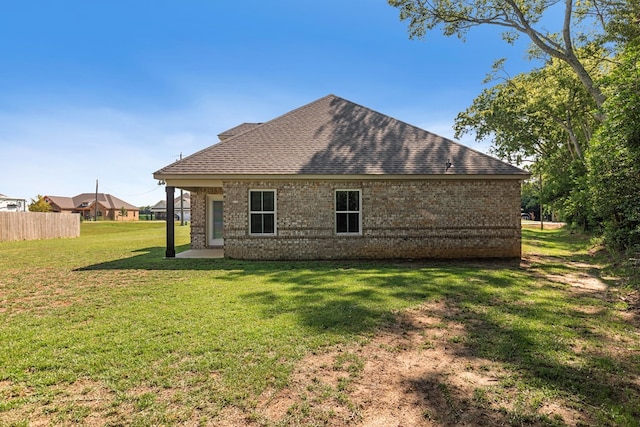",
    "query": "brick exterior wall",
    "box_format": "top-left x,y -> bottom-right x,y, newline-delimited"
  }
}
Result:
112,209 -> 139,221
190,179 -> 522,259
